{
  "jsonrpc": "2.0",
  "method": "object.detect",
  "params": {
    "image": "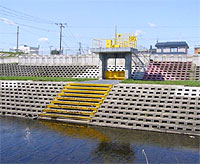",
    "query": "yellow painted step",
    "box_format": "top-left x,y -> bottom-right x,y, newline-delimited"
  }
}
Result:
64,86 -> 110,91
51,100 -> 100,107
57,93 -> 105,98
43,109 -> 94,116
106,77 -> 125,80
47,104 -> 97,111
61,89 -> 108,95
67,83 -> 112,88
39,113 -> 91,120
54,97 -> 103,103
